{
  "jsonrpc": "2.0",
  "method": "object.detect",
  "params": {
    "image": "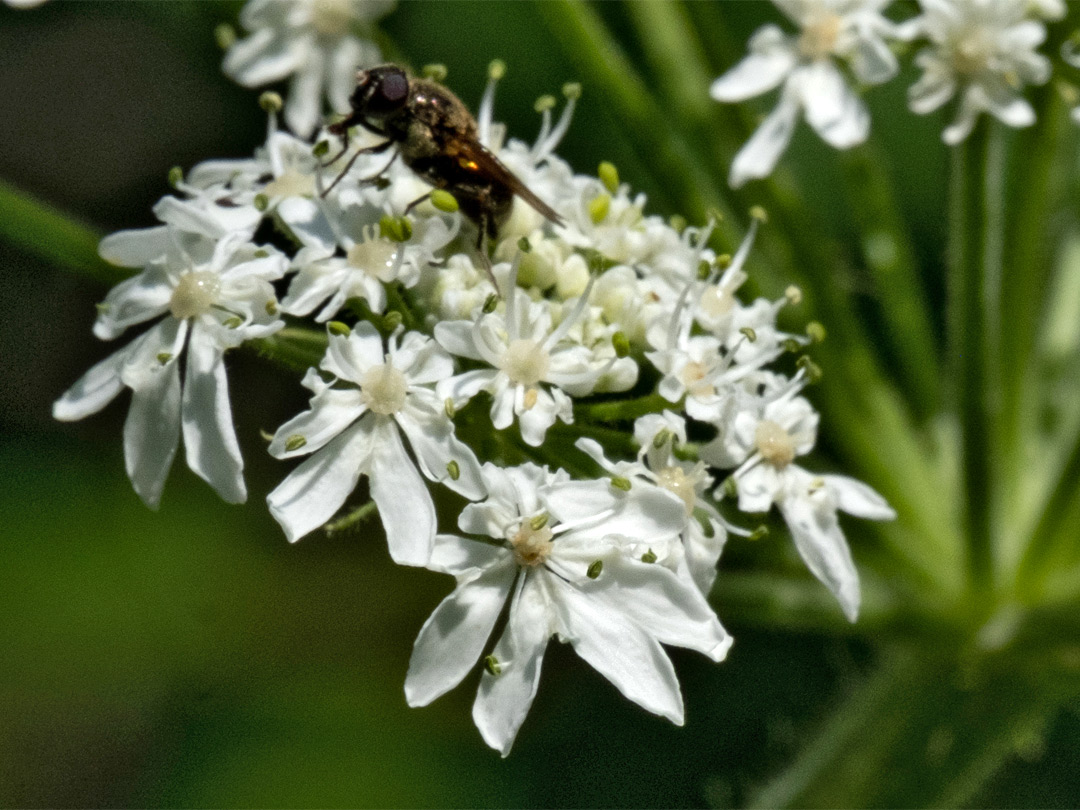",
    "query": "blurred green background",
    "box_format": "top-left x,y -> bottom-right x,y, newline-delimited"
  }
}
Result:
2,2 -> 1079,807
